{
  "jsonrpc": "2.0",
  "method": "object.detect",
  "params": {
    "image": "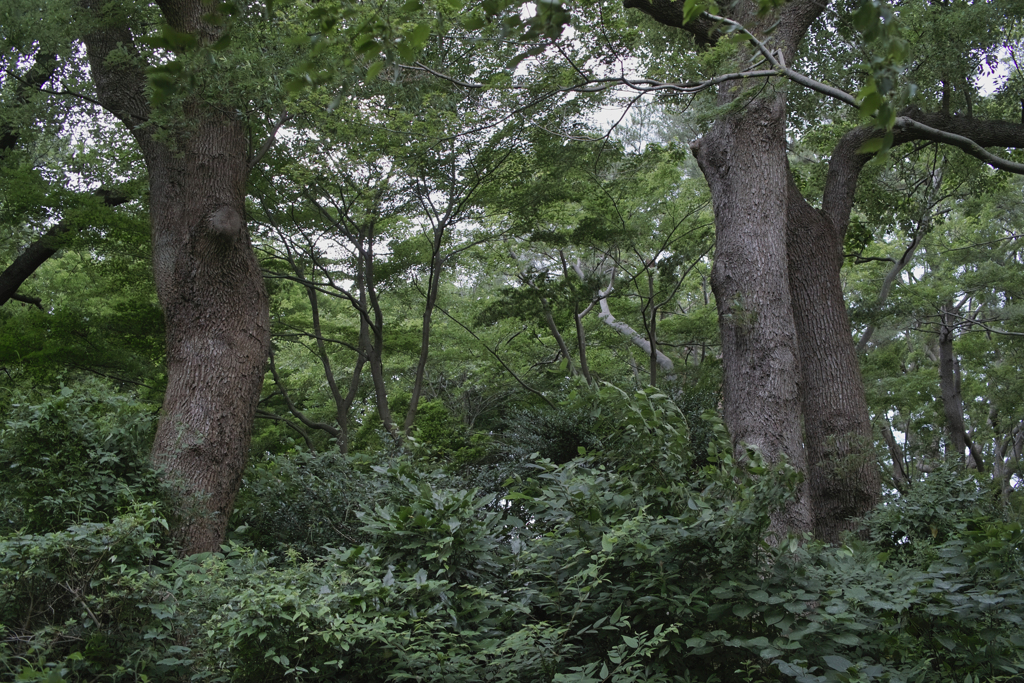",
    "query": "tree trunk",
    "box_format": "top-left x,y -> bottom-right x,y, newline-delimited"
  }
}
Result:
362,243 -> 399,441
693,91 -> 812,537
404,236 -> 444,434
628,0 -> 825,538
562,254 -> 595,386
938,305 -> 971,462
787,174 -> 879,543
144,120 -> 269,554
82,1 -> 270,555
595,278 -> 674,374
305,281 -> 365,451
645,268 -> 659,386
